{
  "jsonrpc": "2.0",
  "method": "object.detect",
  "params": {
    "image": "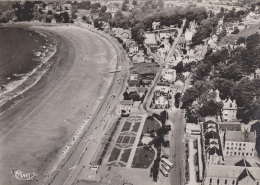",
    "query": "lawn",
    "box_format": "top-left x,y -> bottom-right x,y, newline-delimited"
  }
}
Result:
131,63 -> 159,75
108,148 -> 121,162
142,117 -> 161,134
131,122 -> 141,132
117,136 -> 123,143
219,23 -> 260,45
121,121 -> 132,132
131,147 -> 155,168
122,136 -> 131,144
130,137 -> 136,144
120,149 -> 132,163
